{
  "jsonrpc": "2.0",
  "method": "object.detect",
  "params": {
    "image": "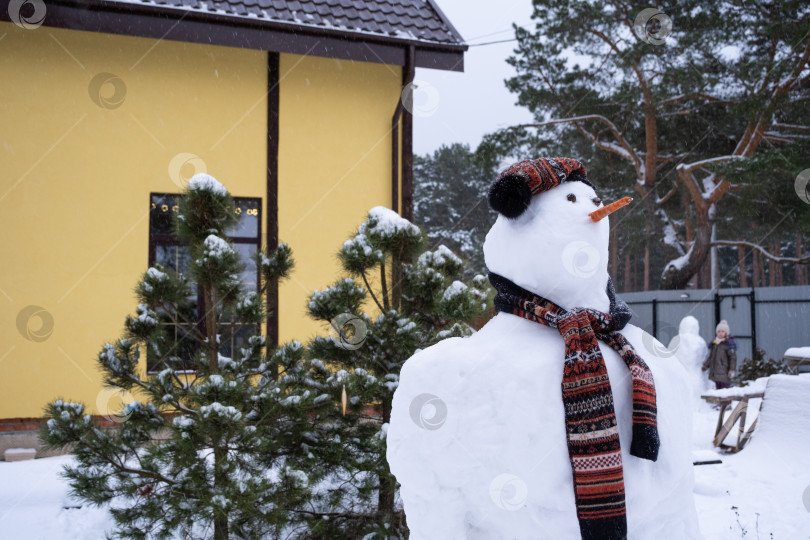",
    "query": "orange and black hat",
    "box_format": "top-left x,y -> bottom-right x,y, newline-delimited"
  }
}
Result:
488,157 -> 593,218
